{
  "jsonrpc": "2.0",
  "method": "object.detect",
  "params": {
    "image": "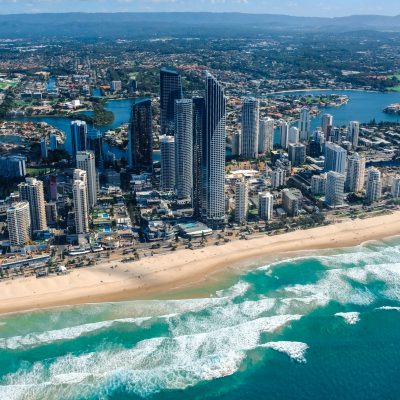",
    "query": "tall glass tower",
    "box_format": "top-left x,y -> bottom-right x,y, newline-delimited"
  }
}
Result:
128,99 -> 153,172
202,71 -> 226,228
67,120 -> 88,159
174,99 -> 193,200
192,97 -> 206,220
241,97 -> 259,159
160,67 -> 183,135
